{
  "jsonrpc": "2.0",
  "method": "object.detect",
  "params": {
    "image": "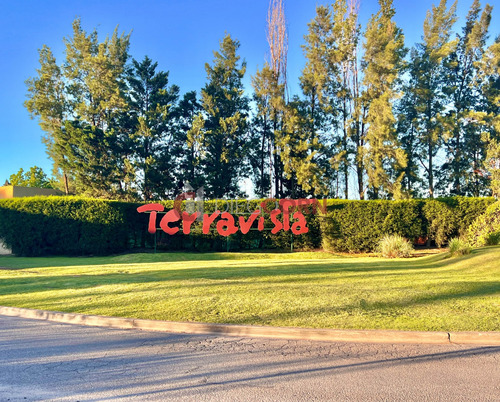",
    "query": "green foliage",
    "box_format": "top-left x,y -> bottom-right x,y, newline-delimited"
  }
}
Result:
321,197 -> 493,252
362,0 -> 407,199
484,134 -> 500,198
321,199 -> 424,252
467,200 -> 500,247
23,7 -> 500,201
0,197 -> 141,256
25,18 -> 132,198
250,65 -> 280,198
440,0 -> 493,197
123,56 -> 180,200
377,234 -> 414,258
422,200 -> 455,247
8,166 -> 53,189
423,197 -> 495,247
198,33 -> 250,199
448,237 -> 472,256
0,196 -> 493,256
399,0 -> 456,198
